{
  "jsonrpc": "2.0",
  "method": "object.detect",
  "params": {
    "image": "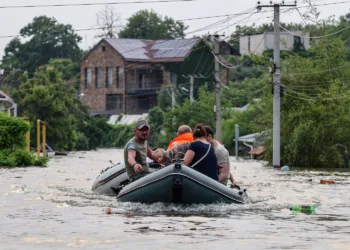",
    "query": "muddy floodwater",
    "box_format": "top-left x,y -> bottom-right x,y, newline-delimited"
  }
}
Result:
1,149 -> 350,250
